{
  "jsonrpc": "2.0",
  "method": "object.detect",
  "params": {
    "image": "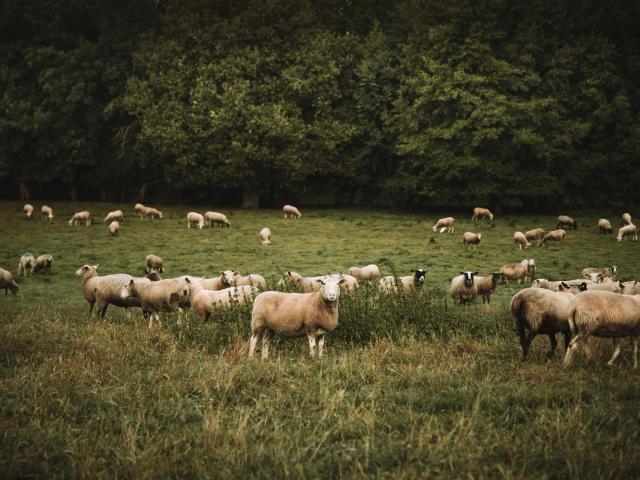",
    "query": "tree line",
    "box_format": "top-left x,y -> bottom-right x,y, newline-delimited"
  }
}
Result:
1,0 -> 639,210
